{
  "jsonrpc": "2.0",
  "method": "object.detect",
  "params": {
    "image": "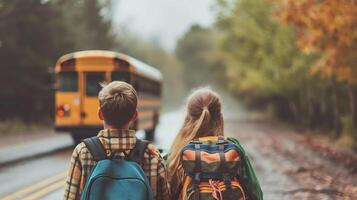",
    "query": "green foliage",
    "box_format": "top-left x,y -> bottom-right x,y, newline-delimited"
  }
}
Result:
0,0 -> 117,122
341,115 -> 354,136
216,0 -> 309,98
175,25 -> 227,90
213,0 -> 355,132
0,0 -> 70,121
116,31 -> 184,107
54,0 -> 116,50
